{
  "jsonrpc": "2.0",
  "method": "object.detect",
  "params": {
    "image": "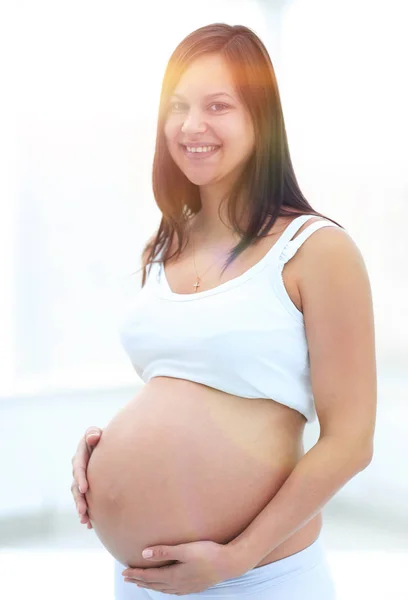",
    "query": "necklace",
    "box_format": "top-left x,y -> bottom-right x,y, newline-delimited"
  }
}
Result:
191,234 -> 227,293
